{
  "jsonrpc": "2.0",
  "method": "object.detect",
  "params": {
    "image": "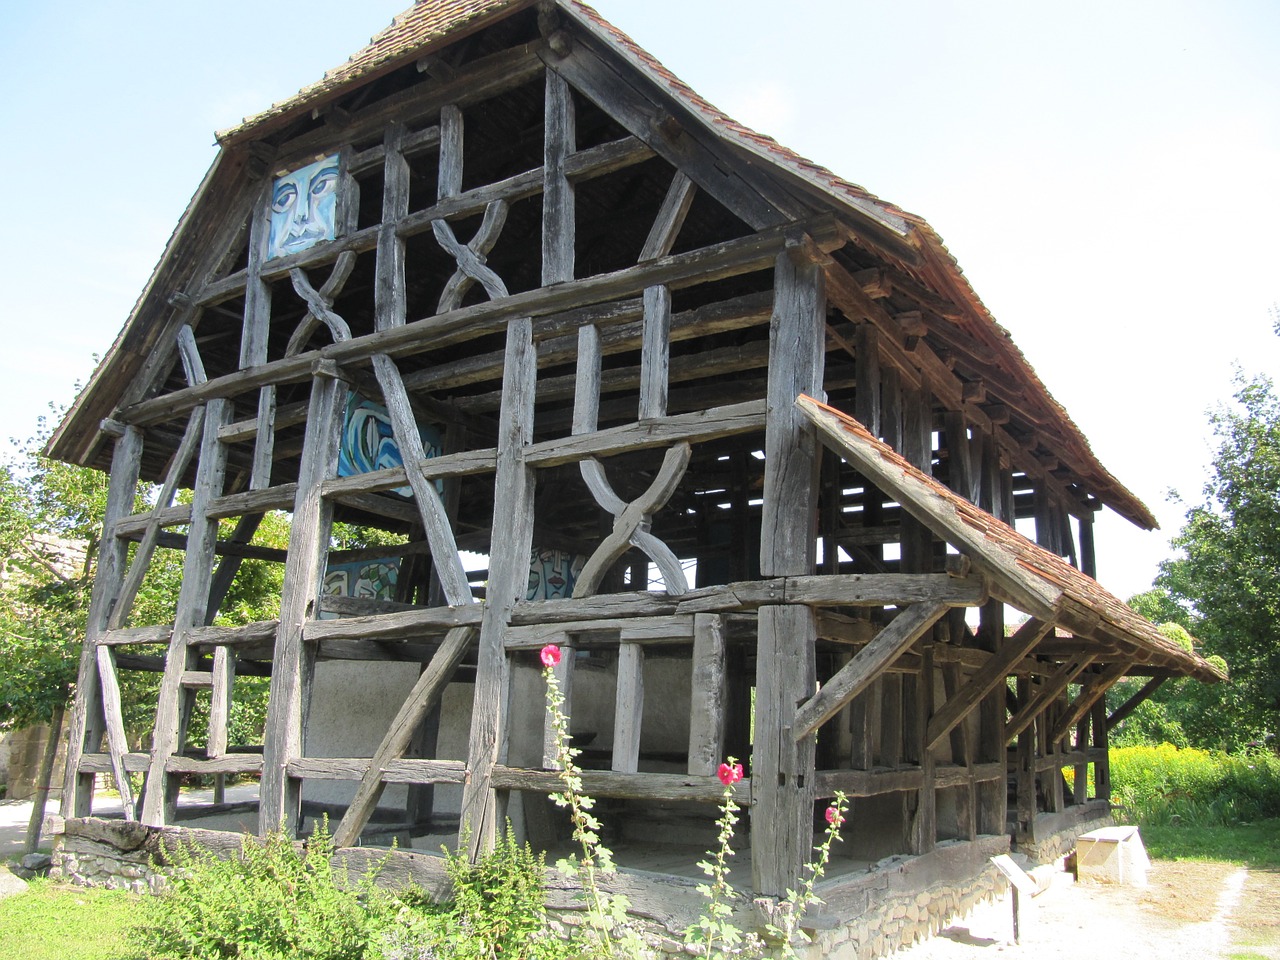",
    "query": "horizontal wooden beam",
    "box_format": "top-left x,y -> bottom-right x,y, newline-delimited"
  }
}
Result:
165,755 -> 264,775
489,765 -> 749,804
122,216 -> 842,428
98,625 -> 173,647
285,757 -> 467,784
